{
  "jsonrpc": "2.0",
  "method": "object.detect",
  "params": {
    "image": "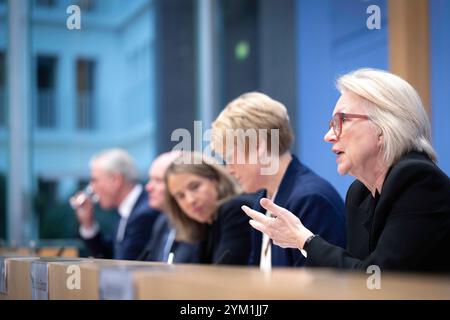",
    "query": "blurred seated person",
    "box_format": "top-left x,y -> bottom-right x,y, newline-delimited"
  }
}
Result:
71,148 -> 160,260
138,151 -> 200,263
165,152 -> 256,265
